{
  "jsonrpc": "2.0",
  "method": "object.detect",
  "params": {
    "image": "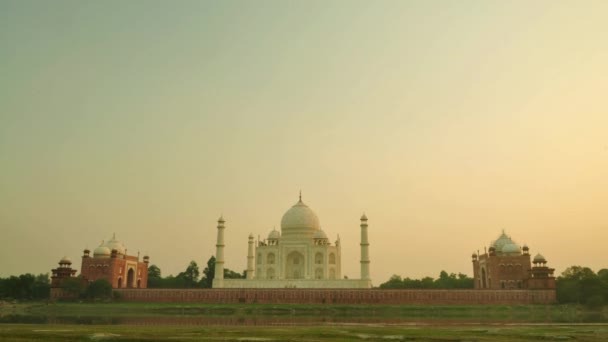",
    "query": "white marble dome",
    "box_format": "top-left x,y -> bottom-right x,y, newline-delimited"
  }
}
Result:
501,243 -> 520,255
280,198 -> 320,238
93,245 -> 111,258
492,231 -> 520,255
103,234 -> 126,255
268,229 -> 281,240
314,229 -> 328,240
